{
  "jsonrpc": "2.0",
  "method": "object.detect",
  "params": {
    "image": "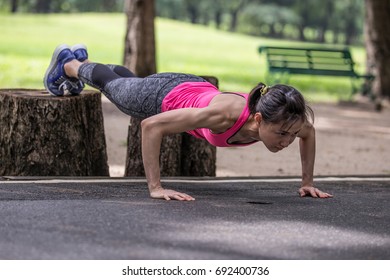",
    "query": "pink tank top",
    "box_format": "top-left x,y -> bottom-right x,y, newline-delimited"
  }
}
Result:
161,82 -> 257,147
